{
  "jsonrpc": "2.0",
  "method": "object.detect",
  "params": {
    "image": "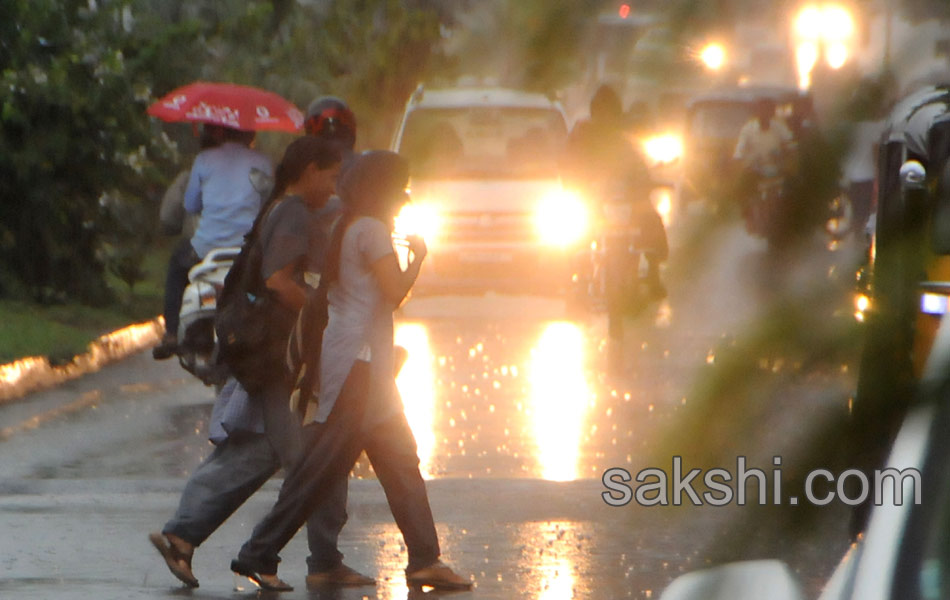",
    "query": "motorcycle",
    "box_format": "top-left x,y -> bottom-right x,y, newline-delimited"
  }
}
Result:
571,181 -> 668,348
742,165 -> 786,249
175,246 -> 241,387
